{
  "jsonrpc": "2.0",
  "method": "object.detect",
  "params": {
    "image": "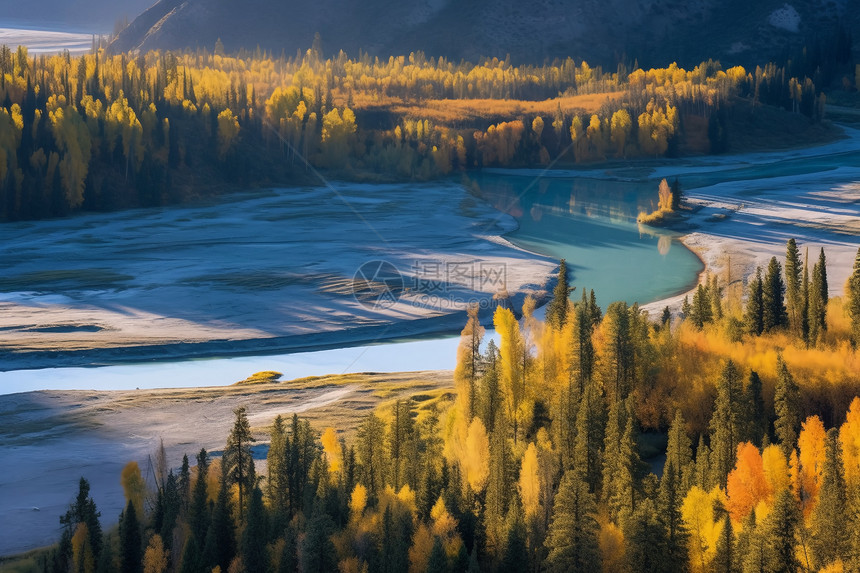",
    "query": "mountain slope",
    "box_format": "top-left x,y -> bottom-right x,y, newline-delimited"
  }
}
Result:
109,0 -> 857,66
